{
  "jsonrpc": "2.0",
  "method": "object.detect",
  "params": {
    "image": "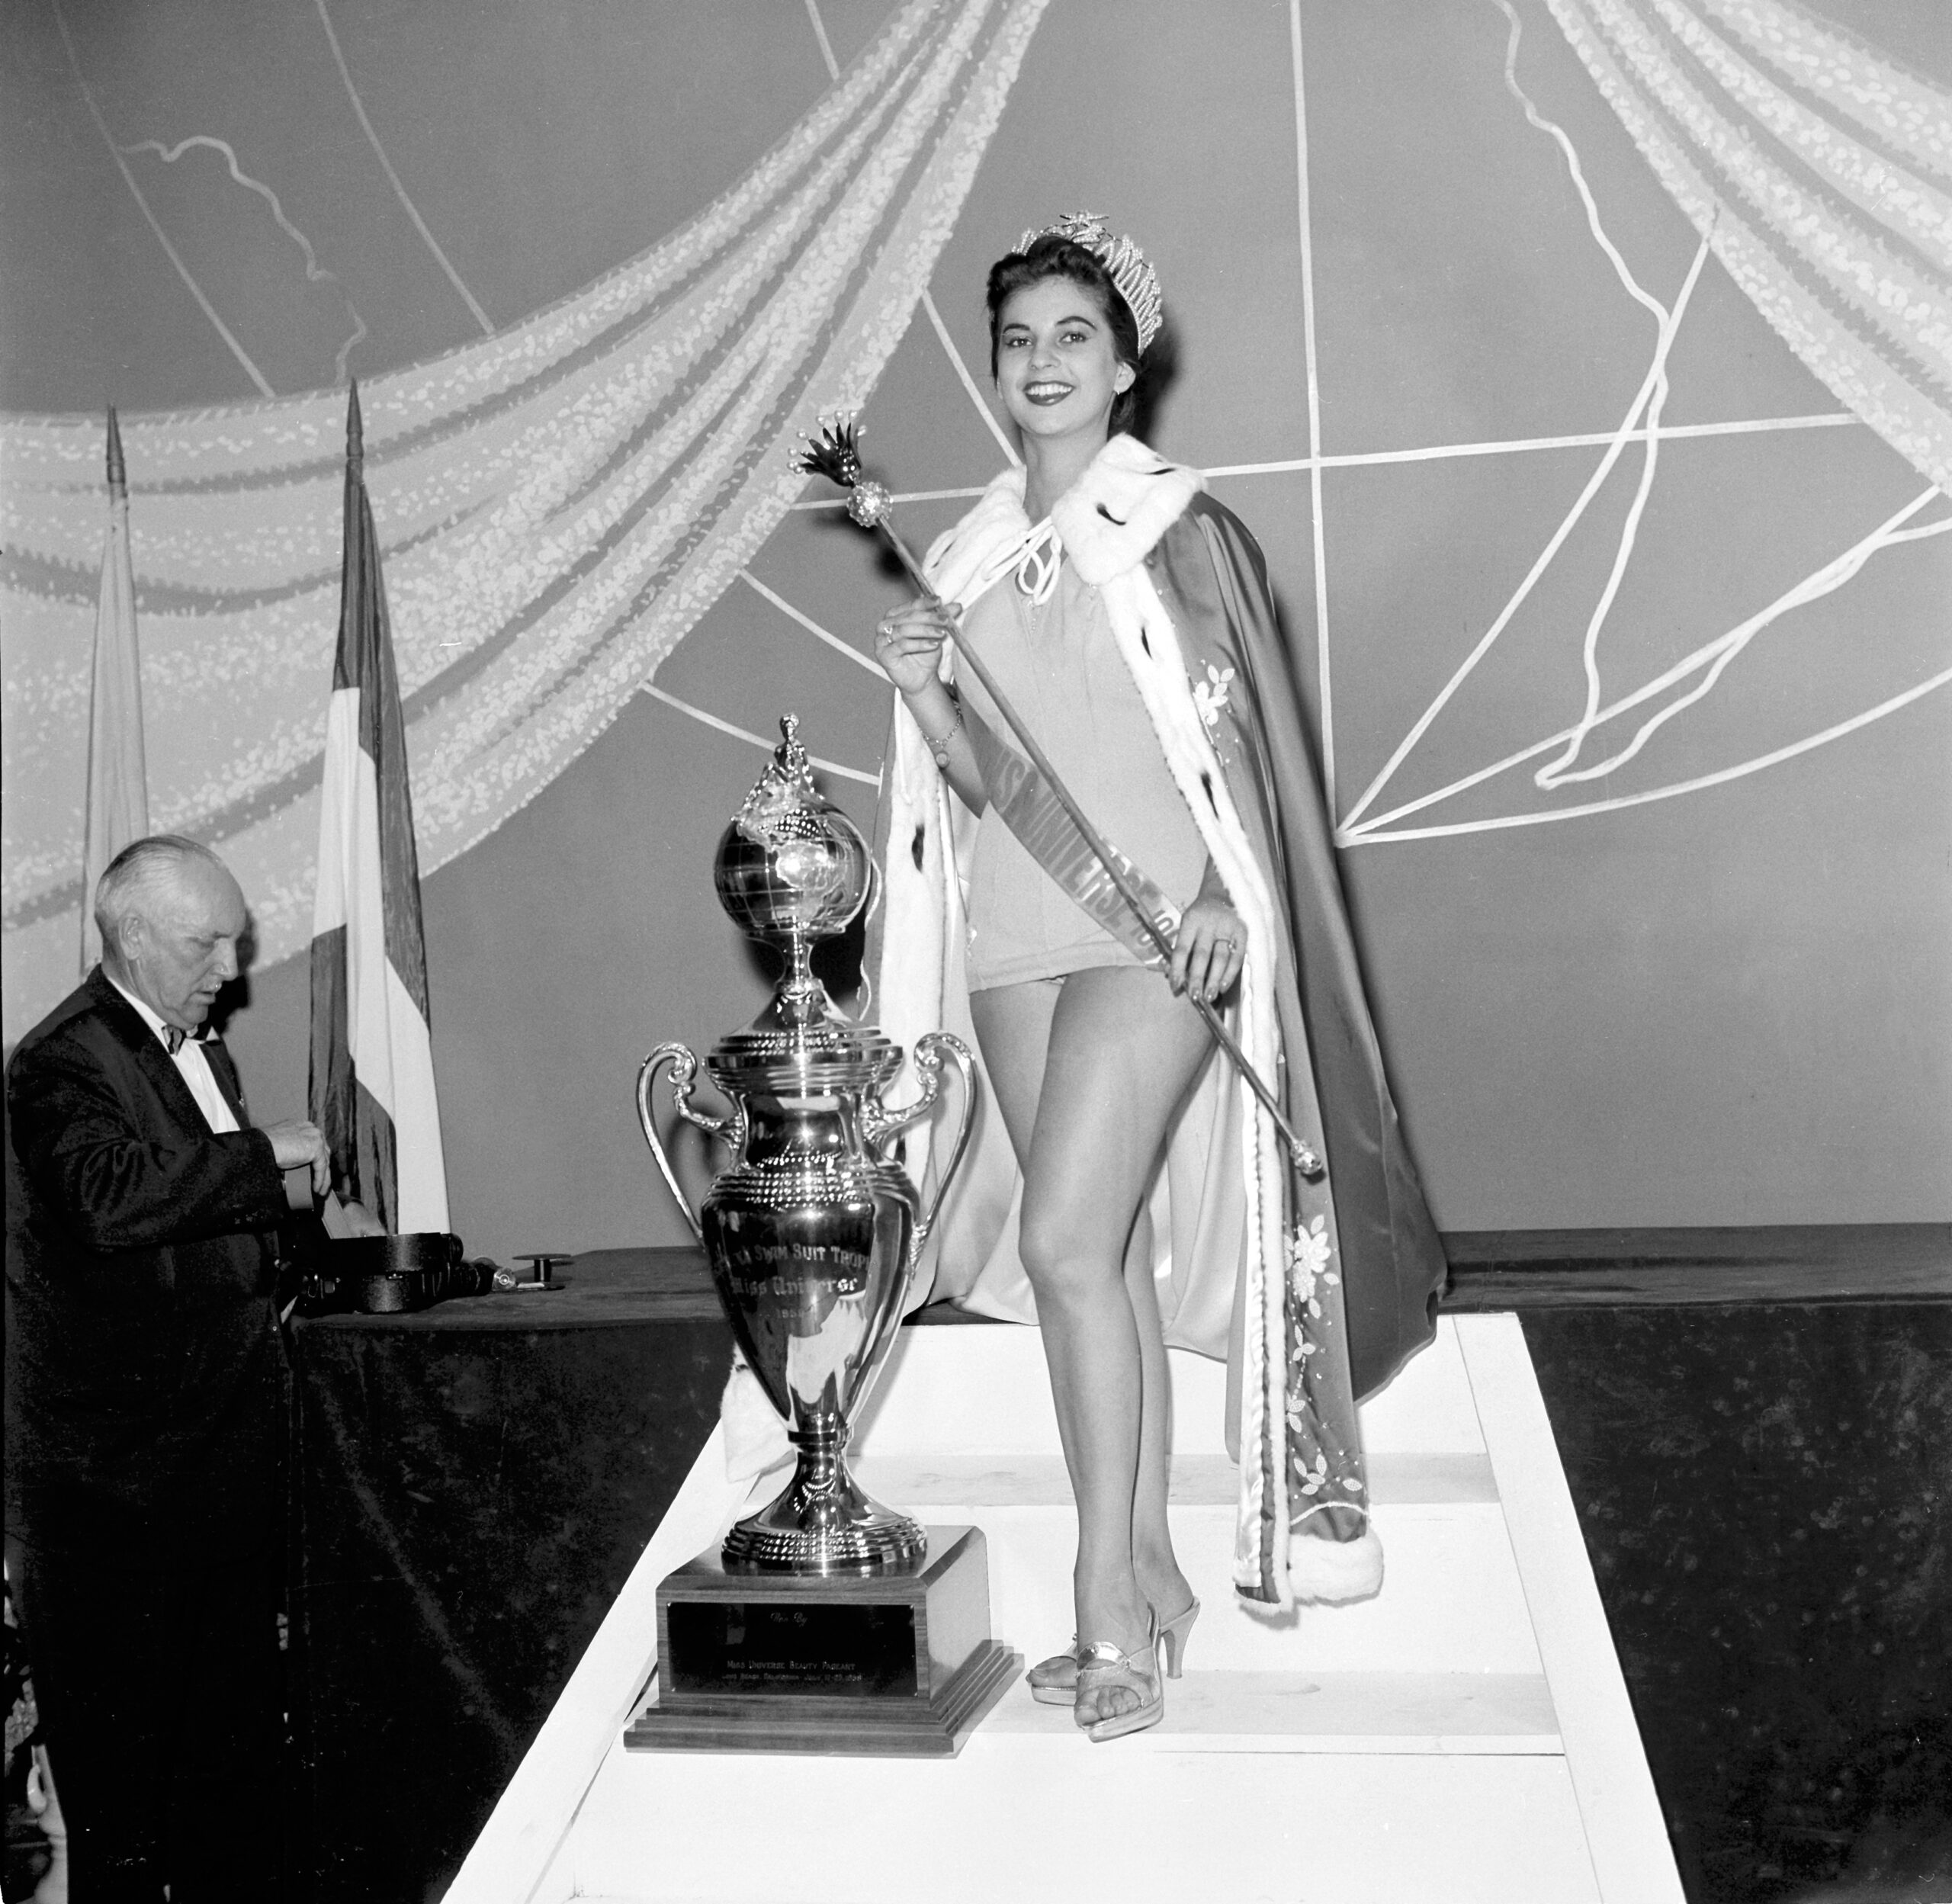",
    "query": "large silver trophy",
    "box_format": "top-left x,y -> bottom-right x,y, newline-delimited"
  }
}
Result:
637,717 -> 975,1576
